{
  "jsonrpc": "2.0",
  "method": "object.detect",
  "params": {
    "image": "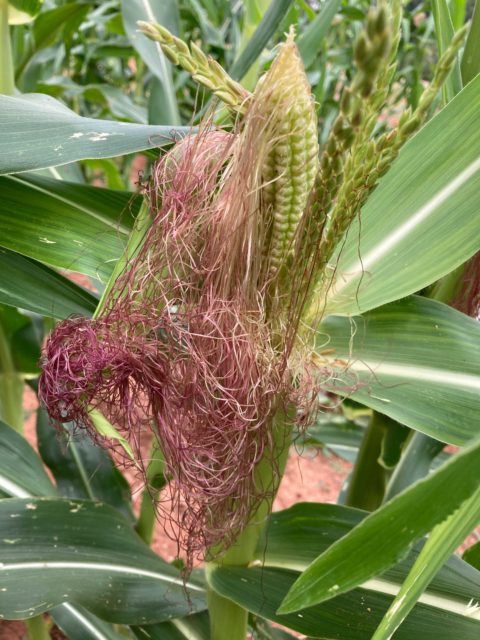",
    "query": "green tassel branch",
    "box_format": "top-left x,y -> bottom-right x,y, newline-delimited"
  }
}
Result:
137,21 -> 251,113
